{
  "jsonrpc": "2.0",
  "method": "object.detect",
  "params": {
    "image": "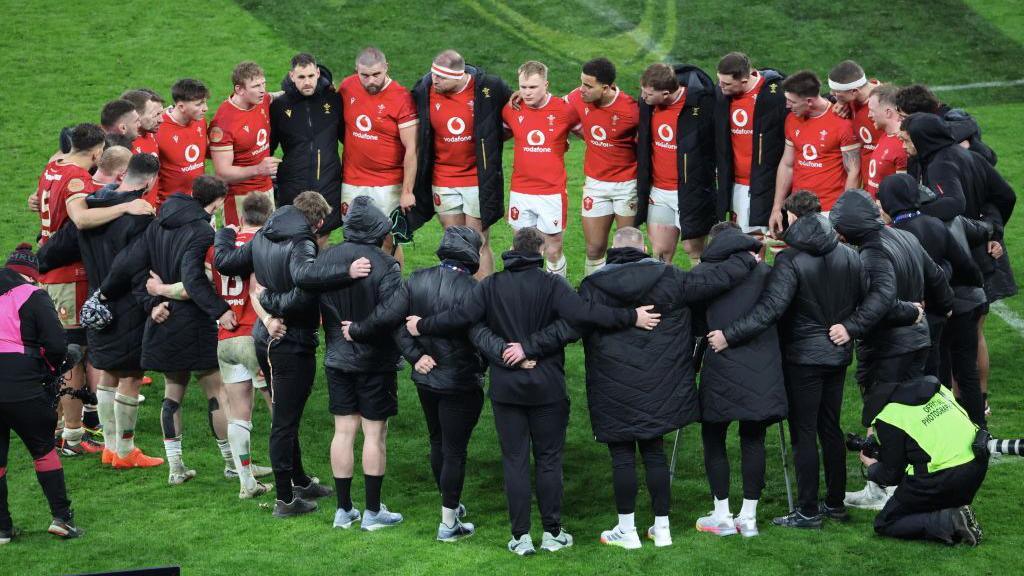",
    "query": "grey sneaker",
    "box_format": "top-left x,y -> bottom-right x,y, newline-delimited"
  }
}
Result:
333,507 -> 361,529
168,469 -> 197,486
272,497 -> 317,518
239,481 -> 271,500
293,477 -> 333,500
47,517 -> 83,539
361,504 -> 403,531
0,526 -> 19,545
952,506 -> 982,546
437,519 -> 476,542
507,533 -> 536,556
225,463 -> 274,479
456,503 -> 467,519
844,482 -> 888,510
540,530 -> 574,551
